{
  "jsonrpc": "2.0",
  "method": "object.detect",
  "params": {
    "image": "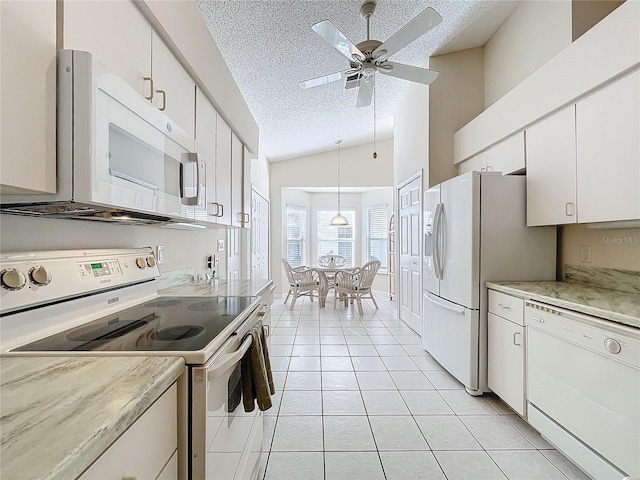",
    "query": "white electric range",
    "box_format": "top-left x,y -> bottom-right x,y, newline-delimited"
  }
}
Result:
0,247 -> 264,479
